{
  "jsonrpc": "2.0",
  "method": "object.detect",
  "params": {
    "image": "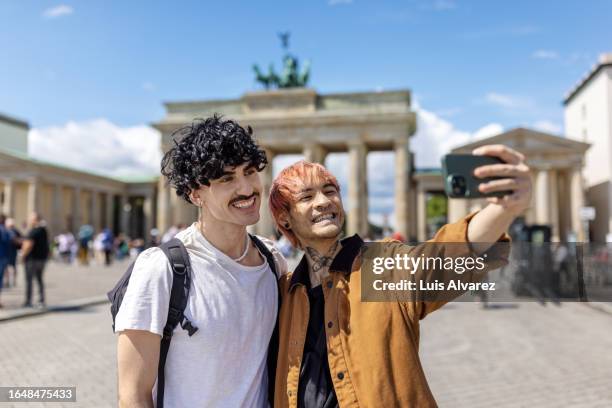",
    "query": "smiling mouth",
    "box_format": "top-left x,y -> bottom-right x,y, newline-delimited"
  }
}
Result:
312,213 -> 337,224
231,196 -> 257,209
